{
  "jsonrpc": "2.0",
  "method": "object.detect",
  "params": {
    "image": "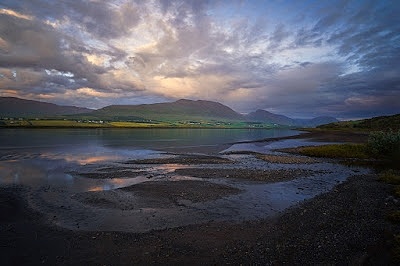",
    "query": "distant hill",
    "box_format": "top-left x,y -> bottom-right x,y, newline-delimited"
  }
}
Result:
245,109 -> 294,125
295,116 -> 339,127
0,97 -> 339,127
88,99 -> 245,122
0,97 -> 92,118
319,114 -> 400,131
245,109 -> 338,127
